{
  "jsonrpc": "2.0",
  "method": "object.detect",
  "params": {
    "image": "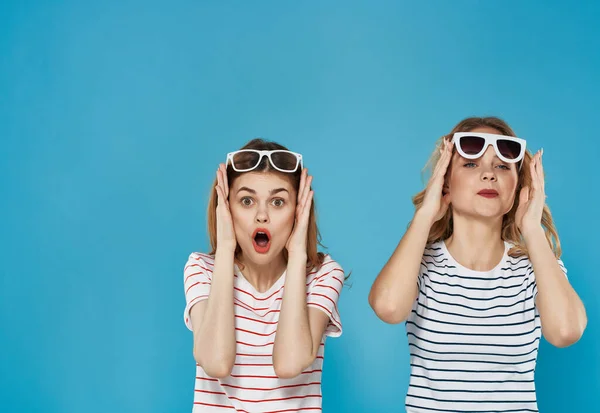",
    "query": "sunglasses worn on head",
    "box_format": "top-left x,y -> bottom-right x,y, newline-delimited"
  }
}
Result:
452,132 -> 527,164
226,149 -> 303,173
